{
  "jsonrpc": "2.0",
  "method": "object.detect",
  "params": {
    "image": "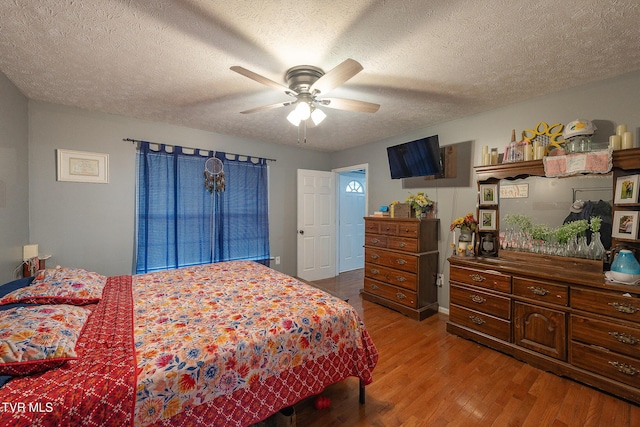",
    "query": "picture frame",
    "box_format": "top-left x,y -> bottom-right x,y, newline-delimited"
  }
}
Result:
612,210 -> 639,240
478,209 -> 497,231
57,149 -> 109,183
614,175 -> 640,204
479,184 -> 498,205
